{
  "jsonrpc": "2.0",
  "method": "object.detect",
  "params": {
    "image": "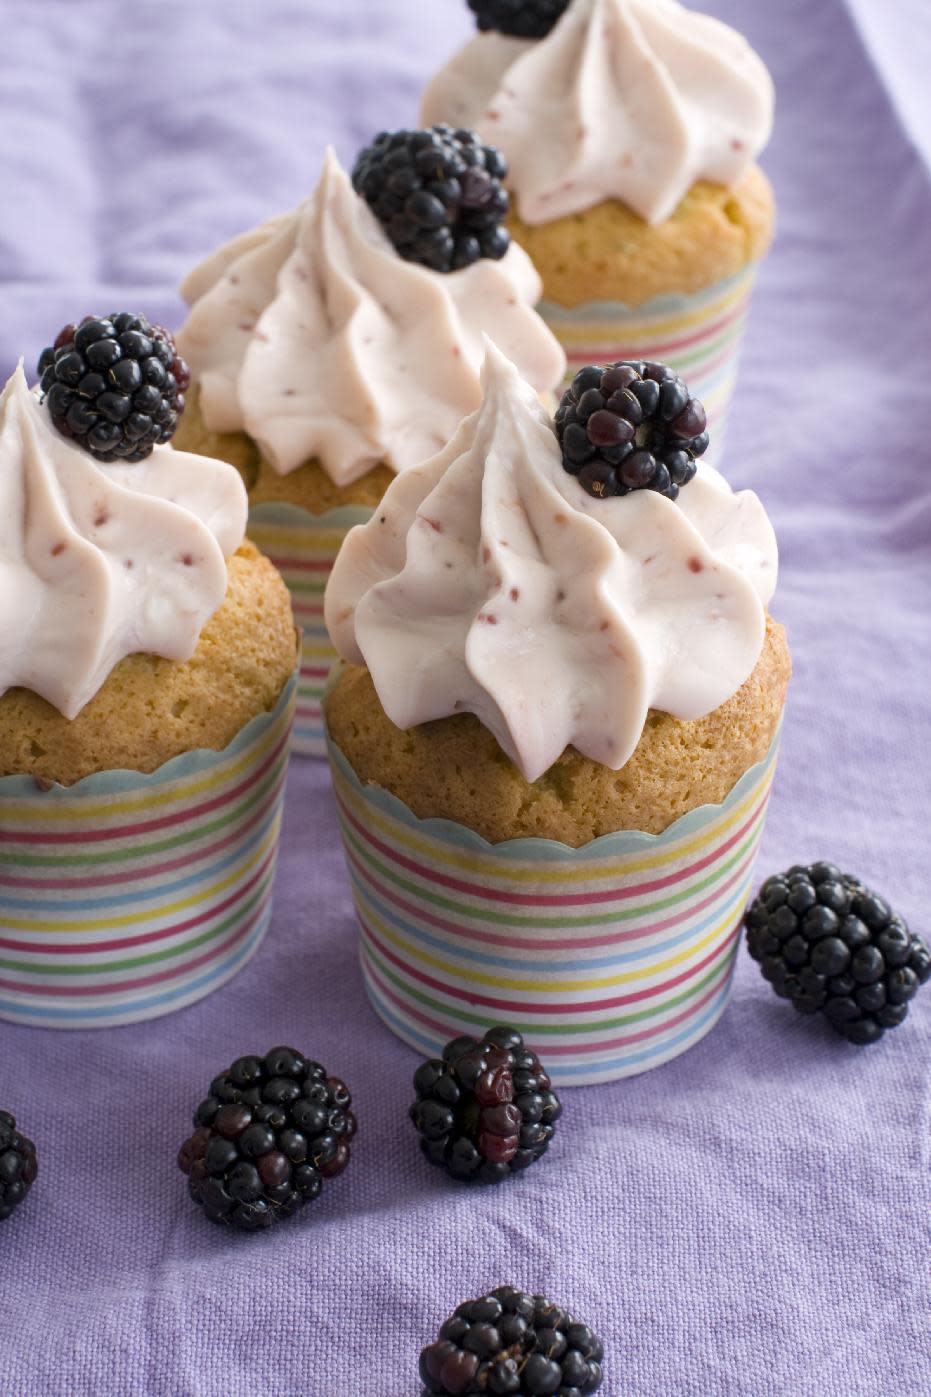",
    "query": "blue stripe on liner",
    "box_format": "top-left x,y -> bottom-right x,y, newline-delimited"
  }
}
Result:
362,960 -> 736,1078
349,867 -> 752,973
0,803 -> 282,915
0,907 -> 270,1023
